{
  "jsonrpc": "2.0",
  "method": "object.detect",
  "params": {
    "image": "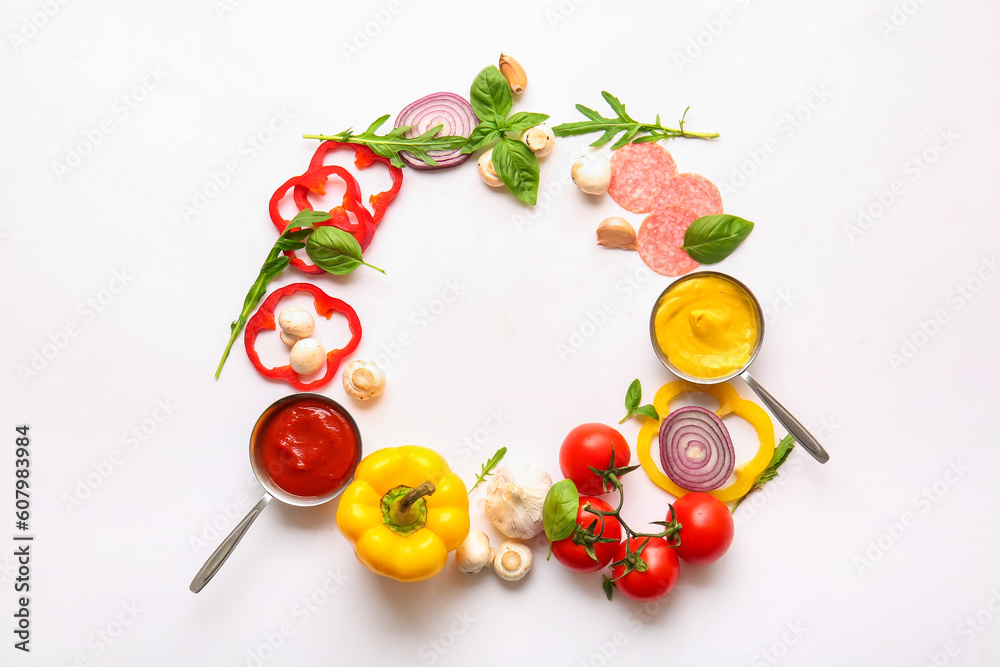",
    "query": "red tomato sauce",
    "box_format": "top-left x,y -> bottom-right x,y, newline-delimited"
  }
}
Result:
257,397 -> 360,498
